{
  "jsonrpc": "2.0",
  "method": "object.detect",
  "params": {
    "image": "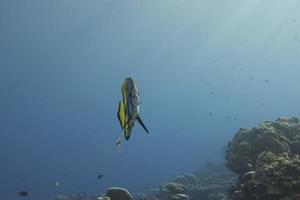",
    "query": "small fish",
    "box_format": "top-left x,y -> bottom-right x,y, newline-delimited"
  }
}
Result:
55,182 -> 60,187
247,163 -> 253,168
209,112 -> 213,116
97,174 -> 103,180
18,191 -> 29,197
115,136 -> 121,146
264,79 -> 270,83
